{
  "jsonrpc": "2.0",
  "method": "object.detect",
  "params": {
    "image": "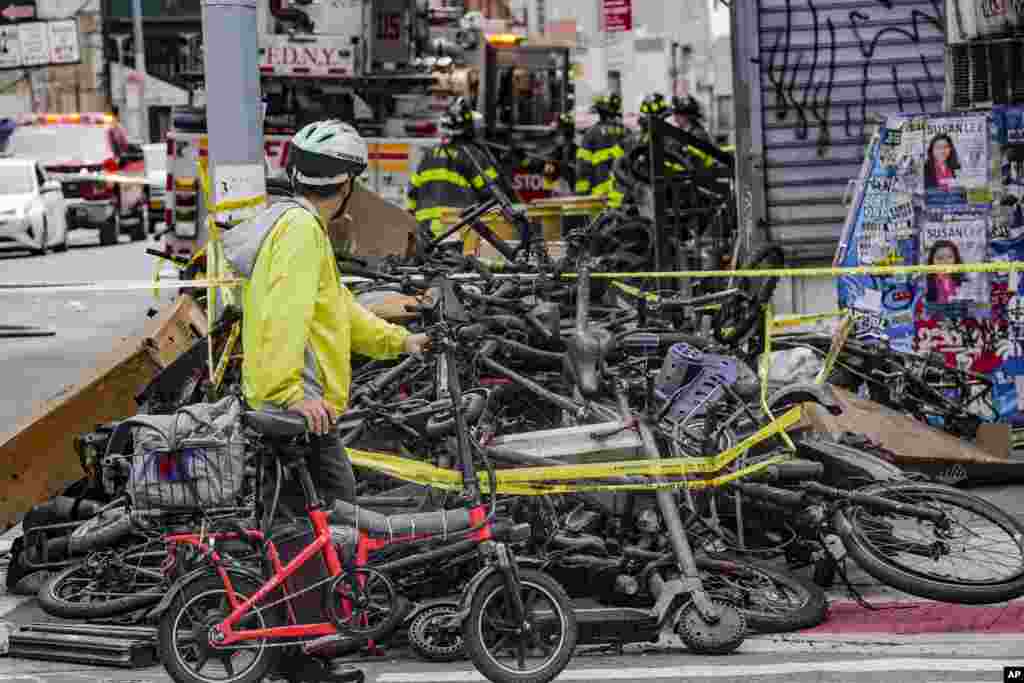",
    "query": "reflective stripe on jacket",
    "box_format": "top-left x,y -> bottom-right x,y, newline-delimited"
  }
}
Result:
407,142 -> 499,239
575,122 -> 629,207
